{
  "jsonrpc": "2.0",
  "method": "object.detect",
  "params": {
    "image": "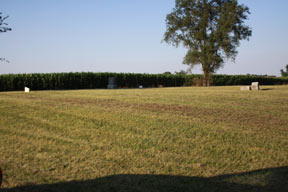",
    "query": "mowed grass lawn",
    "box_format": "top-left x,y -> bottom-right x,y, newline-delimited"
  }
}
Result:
0,86 -> 288,192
